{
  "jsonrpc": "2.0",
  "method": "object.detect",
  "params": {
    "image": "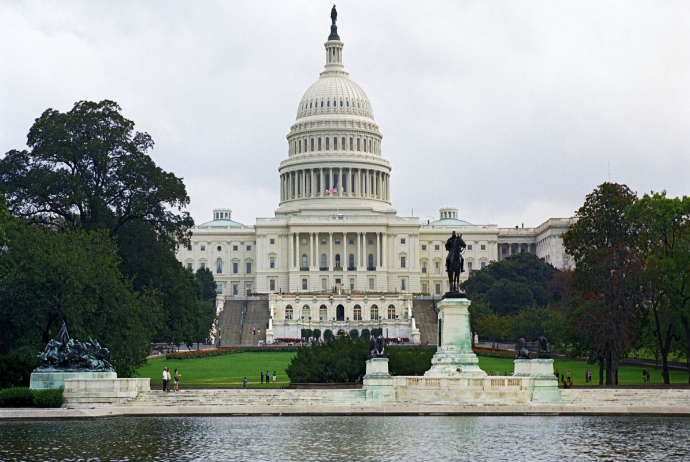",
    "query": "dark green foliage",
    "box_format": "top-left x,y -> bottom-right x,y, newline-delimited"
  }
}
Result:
32,389 -> 64,408
387,346 -> 435,376
304,329 -> 313,339
323,329 -> 334,342
371,328 -> 383,337
195,267 -> 217,302
312,329 -> 321,340
349,329 -> 359,341
286,337 -> 369,383
461,252 -> 558,315
361,328 -> 370,341
0,388 -> 64,408
0,387 -> 34,407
